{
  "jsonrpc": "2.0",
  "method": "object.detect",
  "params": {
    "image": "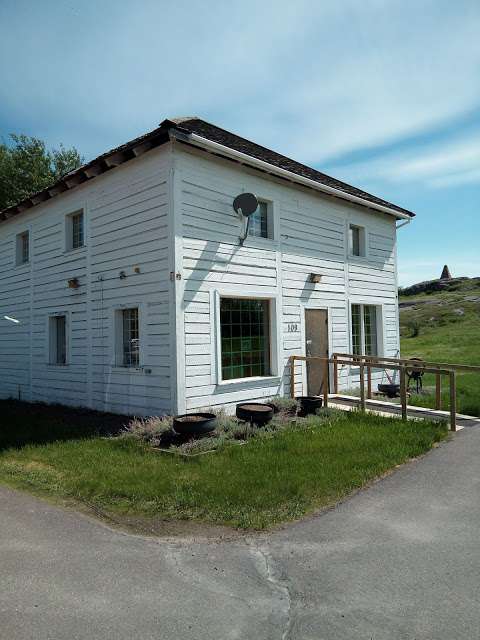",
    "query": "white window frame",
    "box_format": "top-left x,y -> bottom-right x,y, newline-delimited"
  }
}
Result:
111,304 -> 145,371
241,197 -> 279,249
349,302 -> 384,357
213,289 -> 280,386
349,223 -> 367,258
65,209 -> 85,252
47,312 -> 70,366
15,230 -> 30,266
